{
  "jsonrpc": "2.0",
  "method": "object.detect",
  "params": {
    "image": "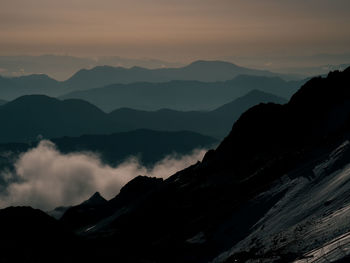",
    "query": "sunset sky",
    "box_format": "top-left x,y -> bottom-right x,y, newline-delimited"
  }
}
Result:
1,0 -> 349,61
